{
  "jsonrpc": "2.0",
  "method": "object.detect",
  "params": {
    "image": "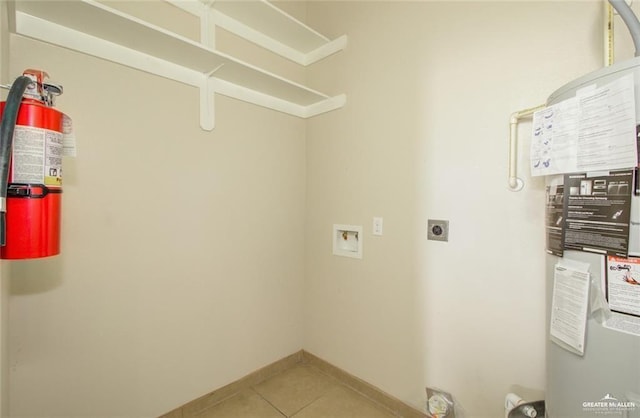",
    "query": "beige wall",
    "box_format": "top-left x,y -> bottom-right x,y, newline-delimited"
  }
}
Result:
304,1 -> 637,416
0,268 -> 7,418
0,0 -> 9,415
6,1 -> 640,417
7,4 -> 306,416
